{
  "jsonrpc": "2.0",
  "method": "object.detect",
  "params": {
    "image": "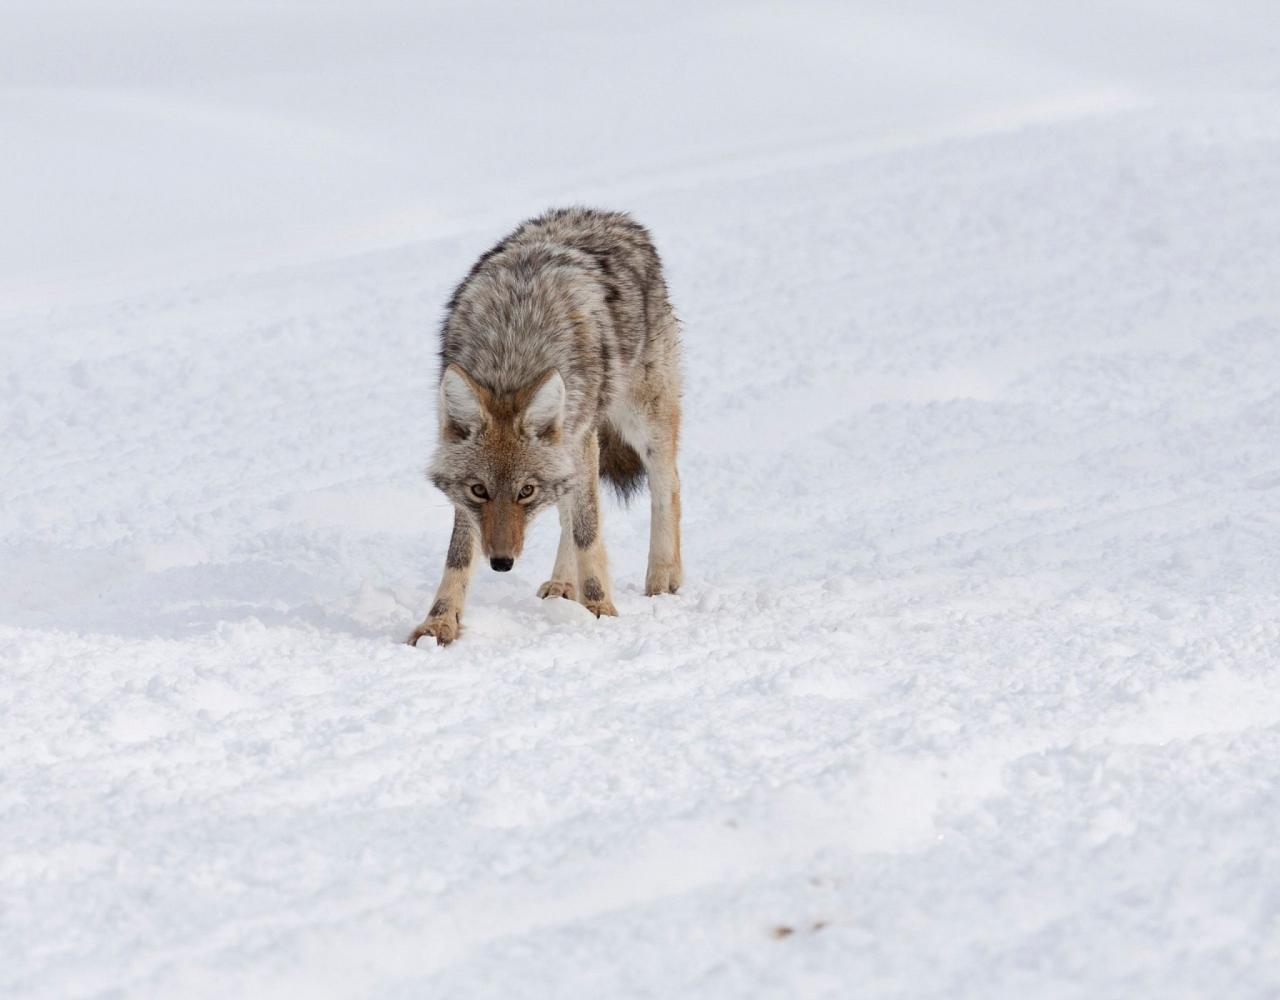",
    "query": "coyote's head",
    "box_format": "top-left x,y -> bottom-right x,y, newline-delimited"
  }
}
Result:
428,364 -> 575,571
